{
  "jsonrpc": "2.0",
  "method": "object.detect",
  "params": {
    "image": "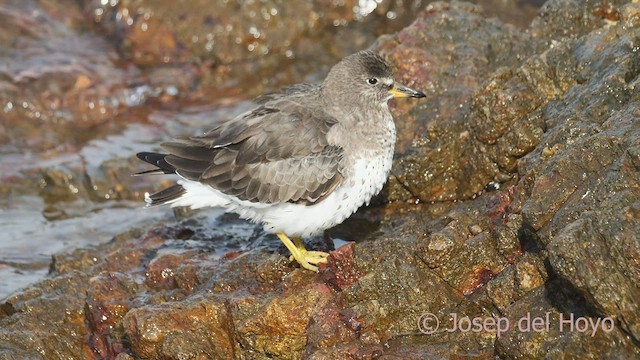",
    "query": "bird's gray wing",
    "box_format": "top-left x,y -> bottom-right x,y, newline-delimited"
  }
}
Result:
160,94 -> 345,204
253,83 -> 316,104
